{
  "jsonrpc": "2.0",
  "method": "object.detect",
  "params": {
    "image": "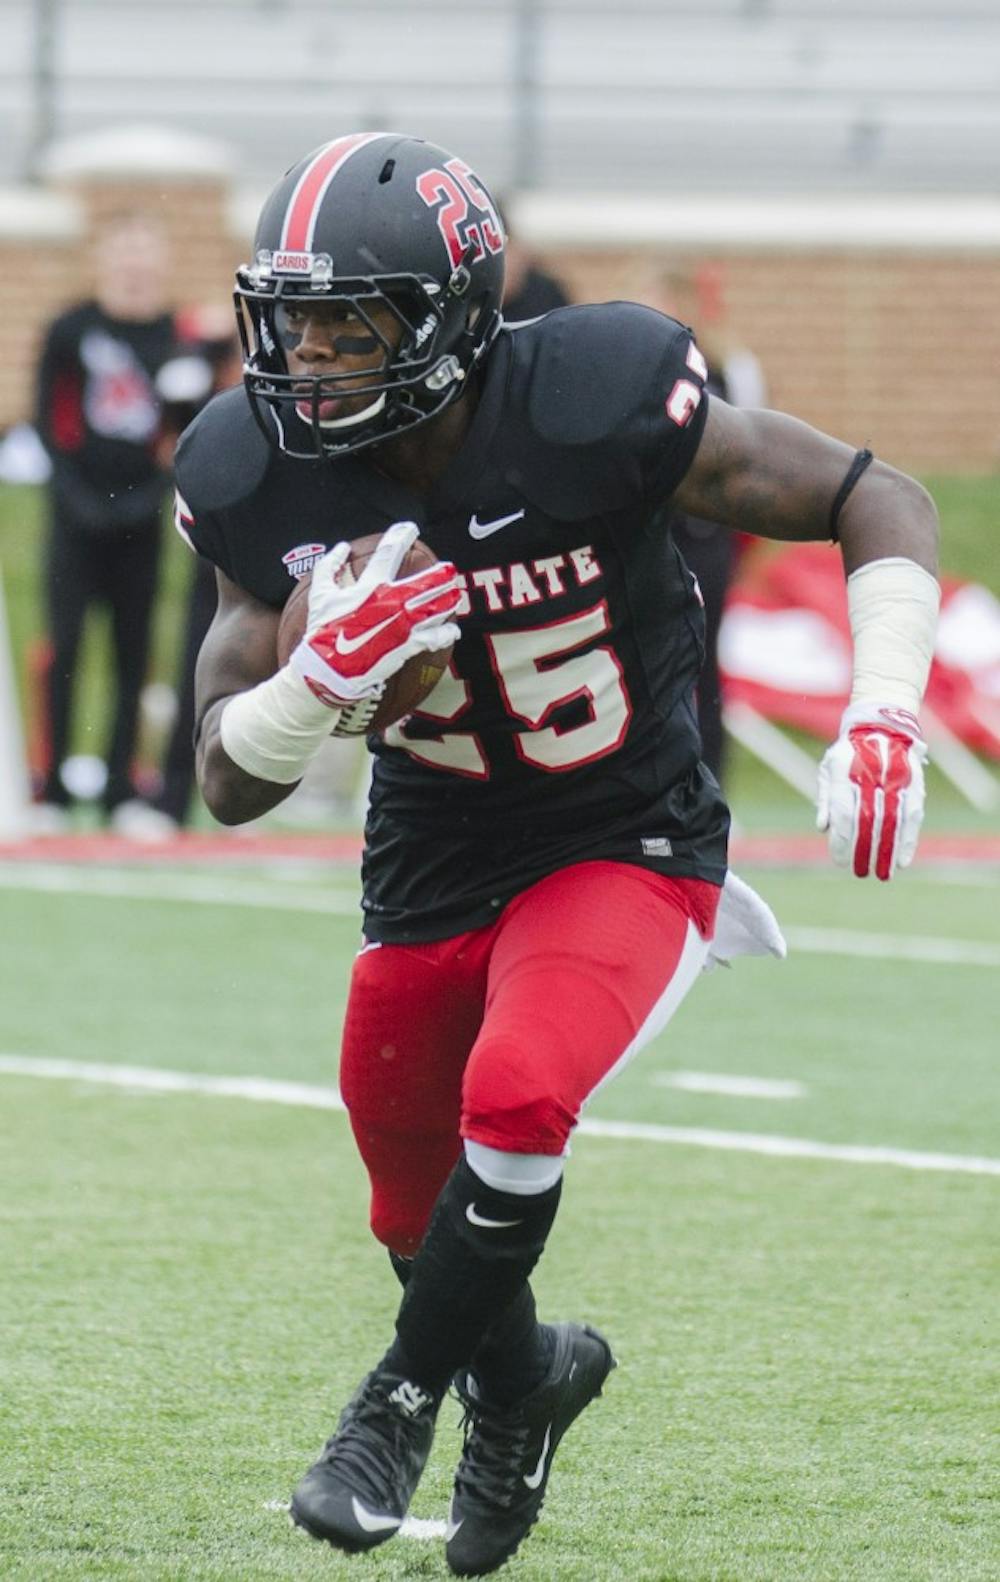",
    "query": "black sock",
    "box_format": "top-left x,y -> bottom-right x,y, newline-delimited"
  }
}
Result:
387,1246 -> 552,1402
383,1156 -> 561,1398
388,1248 -> 414,1288
470,1284 -> 555,1405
